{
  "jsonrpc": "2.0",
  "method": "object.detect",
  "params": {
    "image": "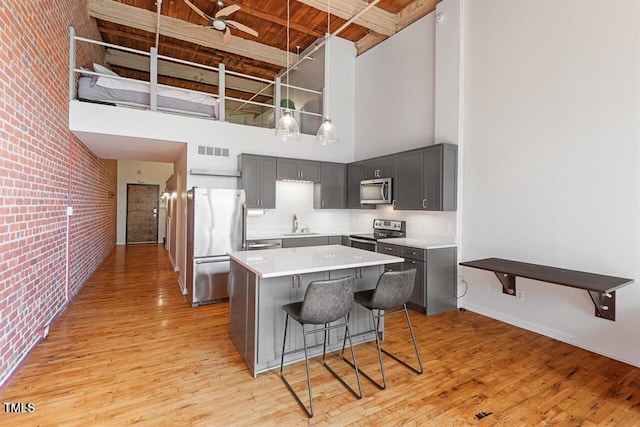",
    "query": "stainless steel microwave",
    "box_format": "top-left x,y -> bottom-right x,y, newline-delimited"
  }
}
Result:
360,178 -> 392,204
